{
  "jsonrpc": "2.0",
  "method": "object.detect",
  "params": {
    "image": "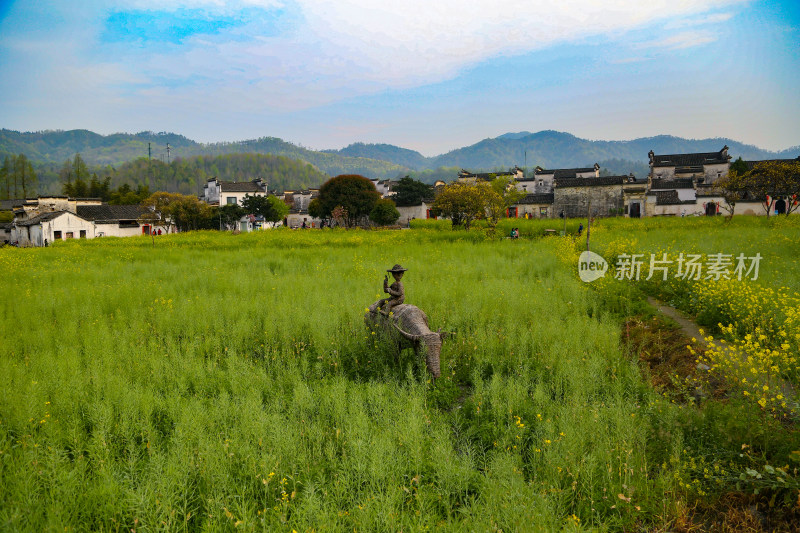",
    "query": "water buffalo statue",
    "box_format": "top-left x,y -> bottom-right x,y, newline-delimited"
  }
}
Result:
365,302 -> 449,379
